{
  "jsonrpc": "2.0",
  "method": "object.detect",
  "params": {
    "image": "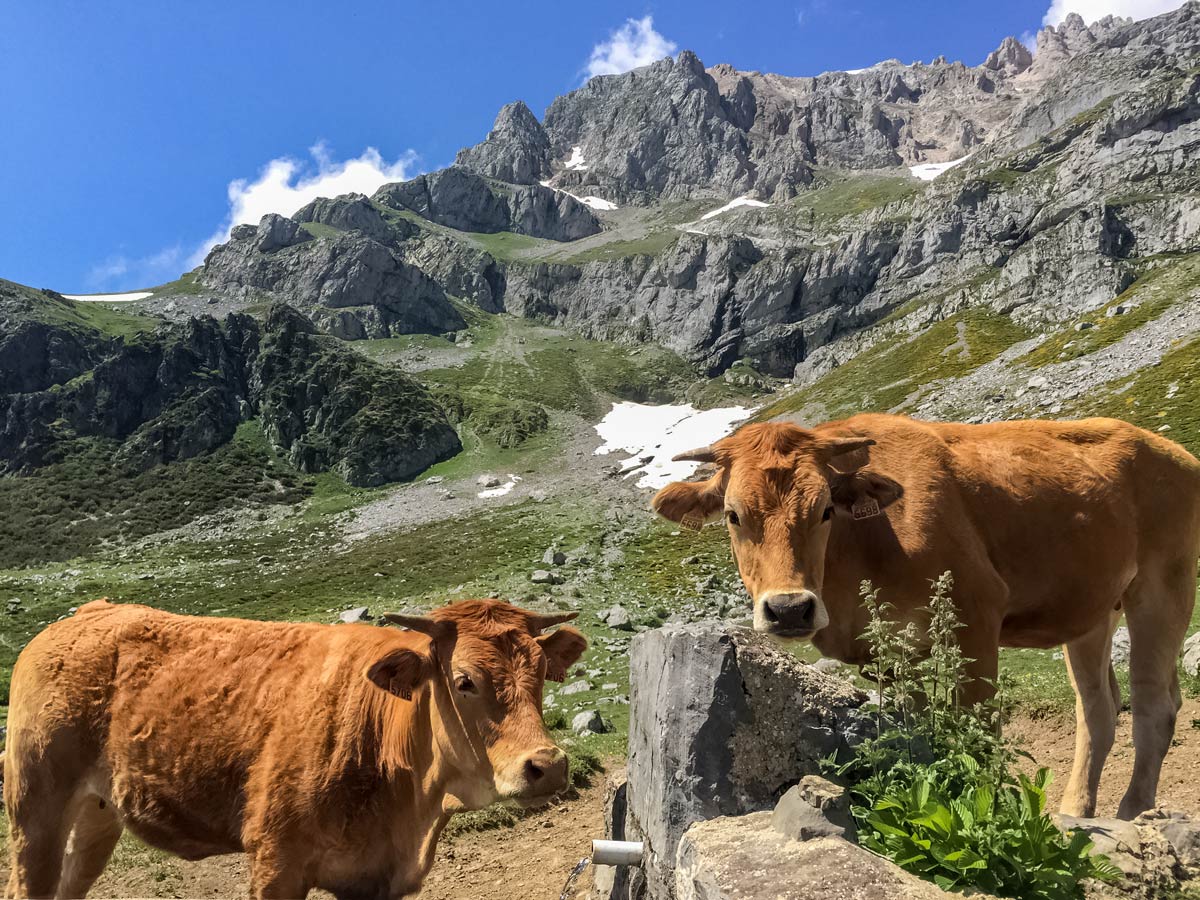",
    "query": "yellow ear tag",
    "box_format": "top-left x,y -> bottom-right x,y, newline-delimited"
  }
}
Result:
399,689 -> 412,701
680,514 -> 706,532
851,497 -> 881,520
